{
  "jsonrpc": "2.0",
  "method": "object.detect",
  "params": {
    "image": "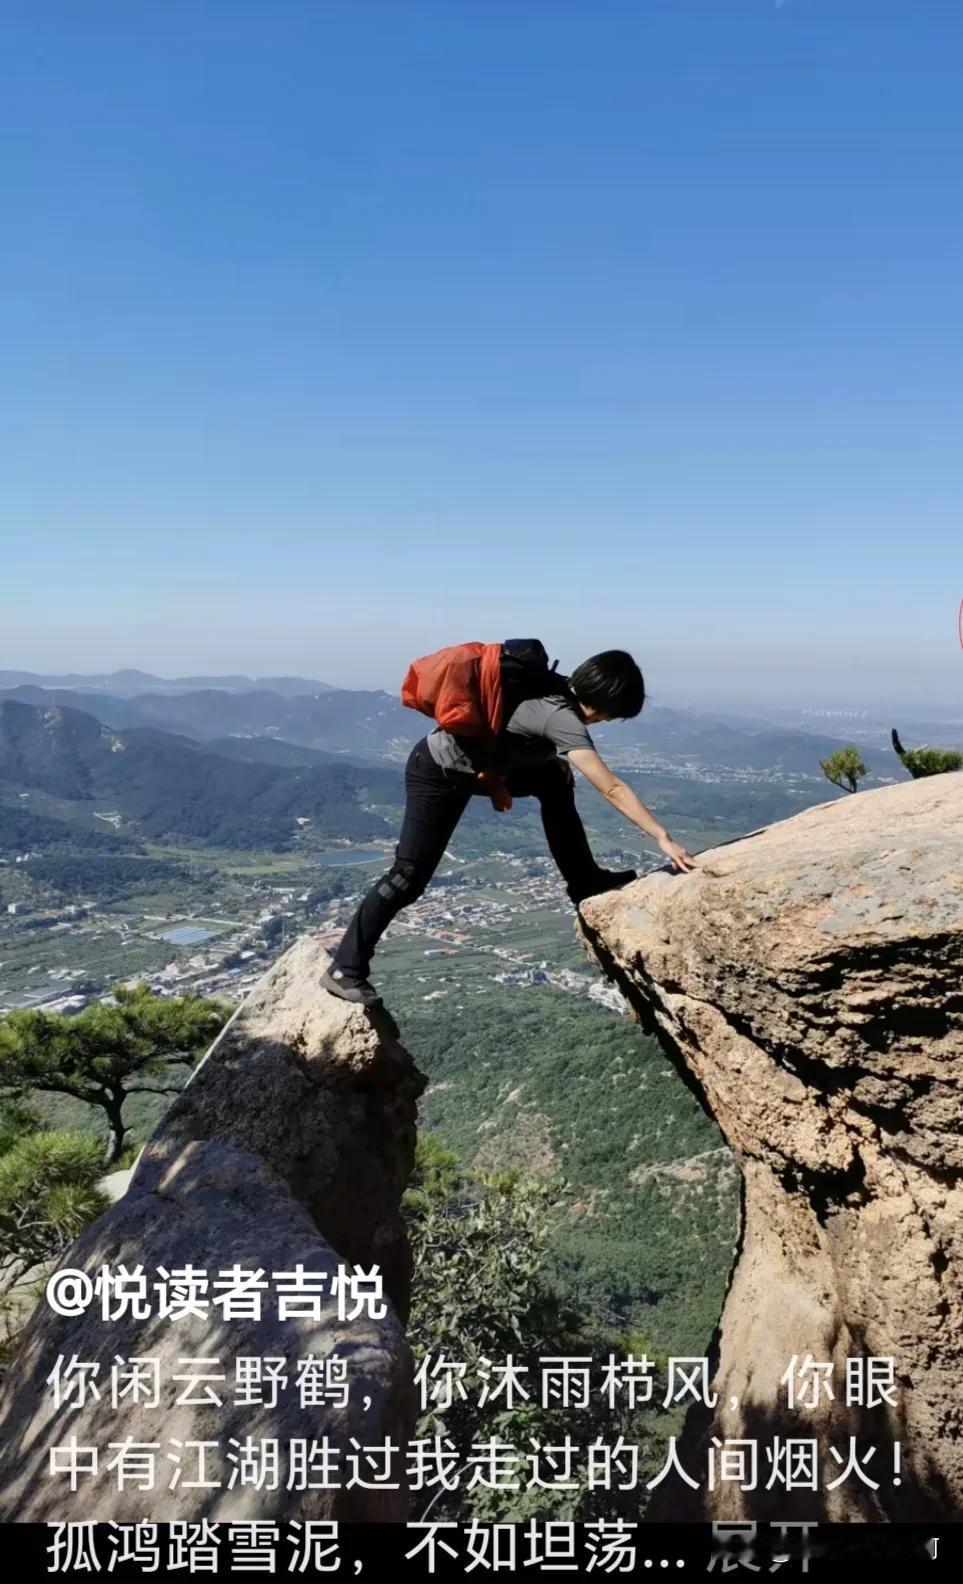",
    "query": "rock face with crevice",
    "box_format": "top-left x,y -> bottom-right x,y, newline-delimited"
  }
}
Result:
579,773 -> 963,1522
0,935 -> 425,1521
